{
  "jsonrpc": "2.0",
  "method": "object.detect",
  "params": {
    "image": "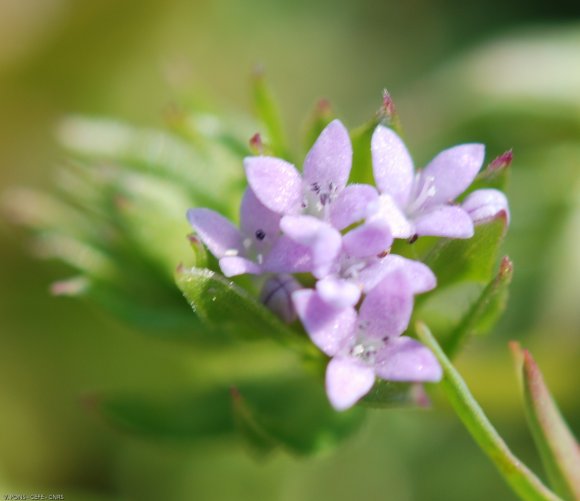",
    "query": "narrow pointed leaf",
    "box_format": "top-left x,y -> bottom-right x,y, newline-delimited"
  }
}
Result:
252,70 -> 288,158
416,322 -> 562,501
349,117 -> 381,185
442,256 -> 513,357
511,343 -> 580,500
